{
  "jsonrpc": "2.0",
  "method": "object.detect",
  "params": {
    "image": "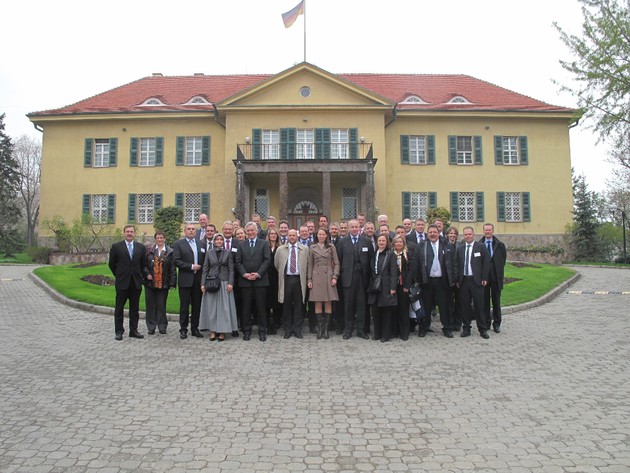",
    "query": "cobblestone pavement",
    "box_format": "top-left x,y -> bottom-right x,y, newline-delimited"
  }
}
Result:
0,265 -> 629,473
